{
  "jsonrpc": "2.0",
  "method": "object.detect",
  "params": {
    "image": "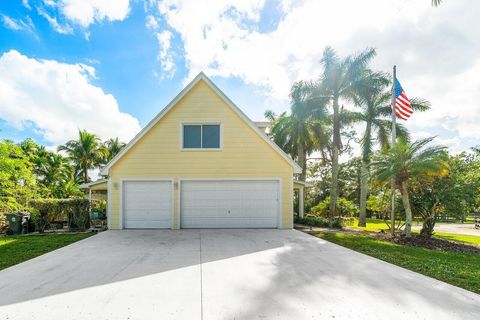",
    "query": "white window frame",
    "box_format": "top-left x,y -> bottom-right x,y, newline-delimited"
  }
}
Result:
180,122 -> 223,151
